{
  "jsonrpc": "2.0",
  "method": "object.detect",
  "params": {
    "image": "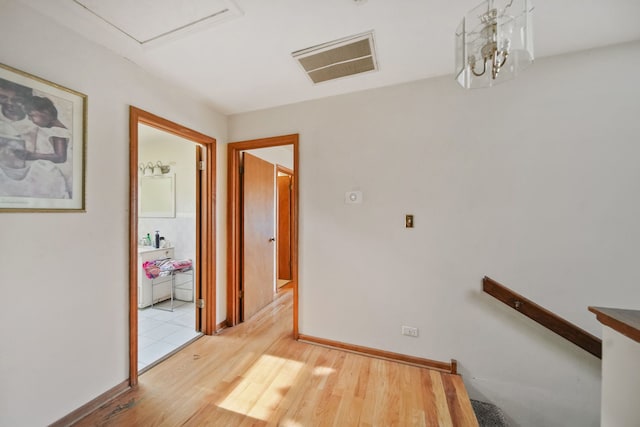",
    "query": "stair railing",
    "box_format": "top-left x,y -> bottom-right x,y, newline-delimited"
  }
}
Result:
482,276 -> 602,358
